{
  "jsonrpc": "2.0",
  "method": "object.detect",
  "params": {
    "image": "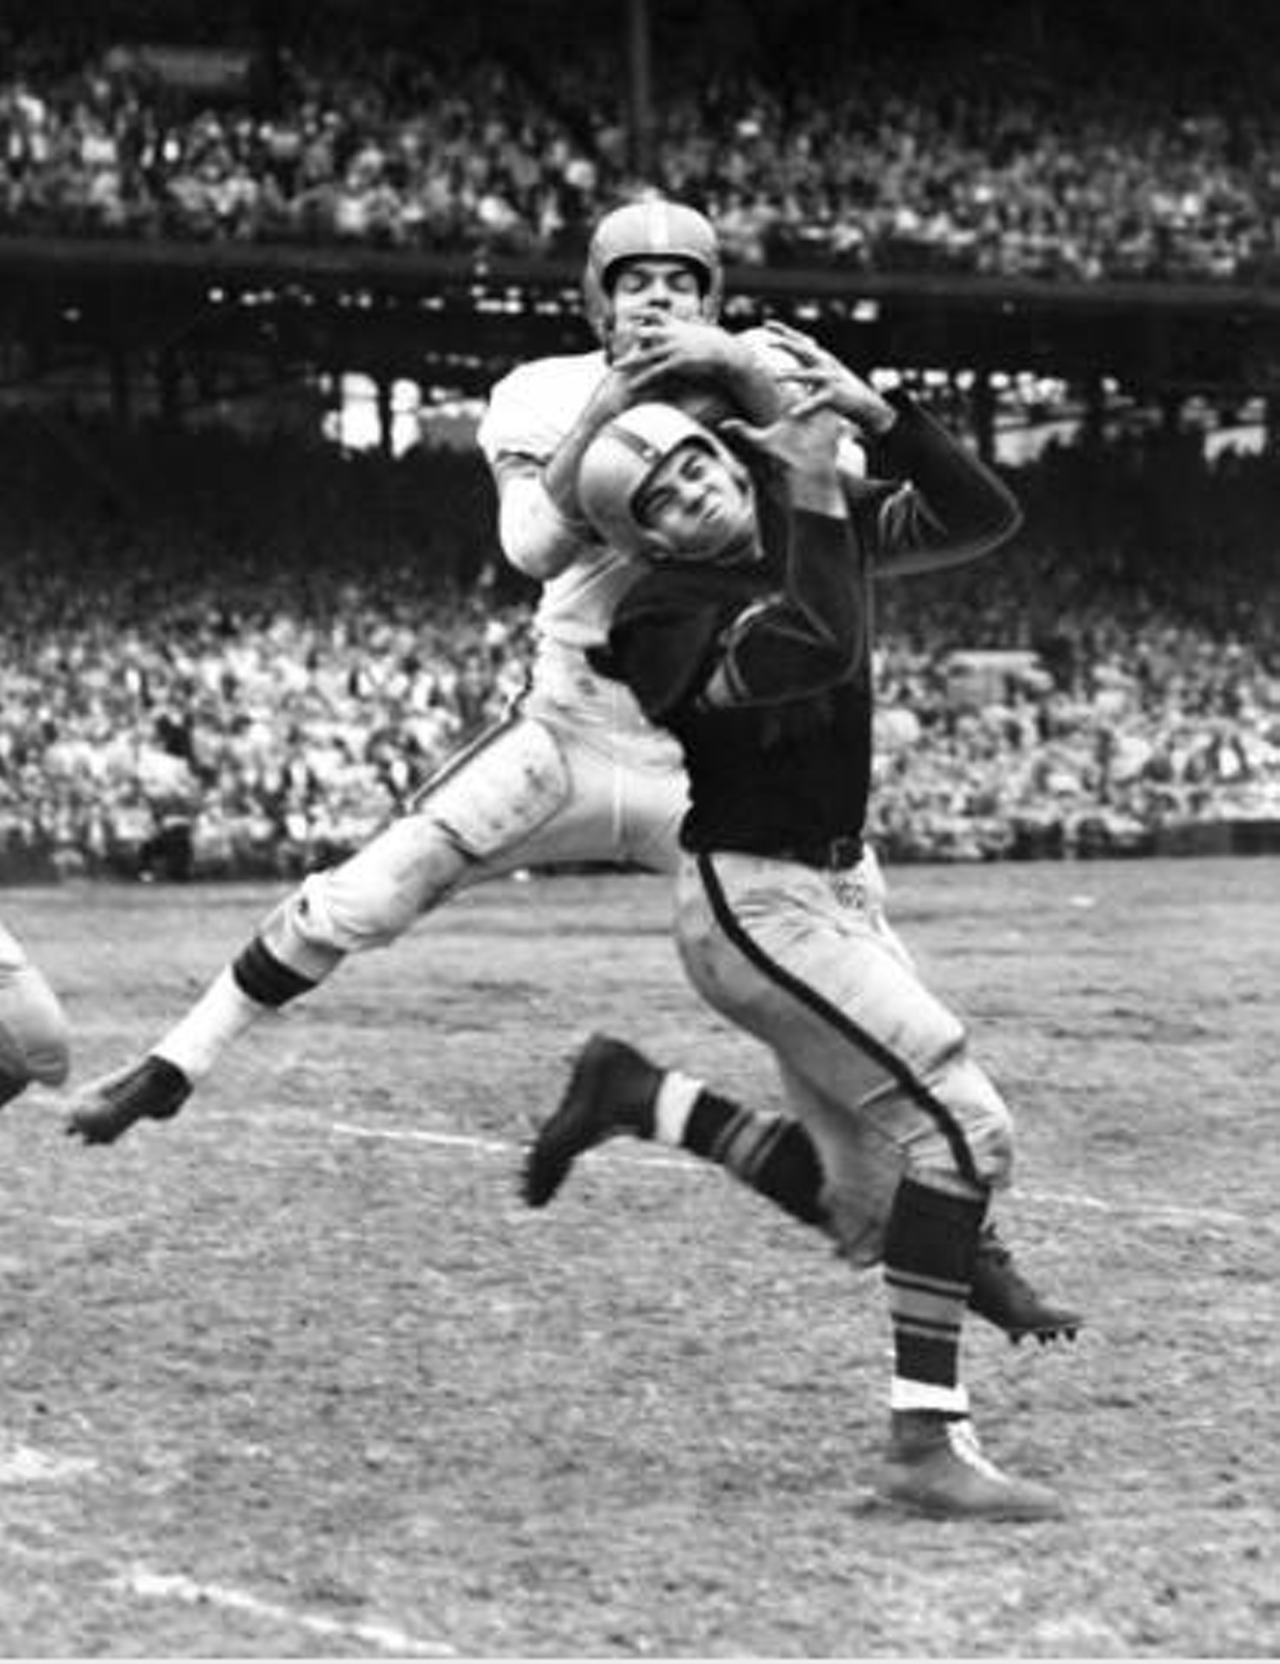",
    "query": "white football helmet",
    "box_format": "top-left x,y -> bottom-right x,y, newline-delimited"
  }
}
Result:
582,199 -> 724,344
